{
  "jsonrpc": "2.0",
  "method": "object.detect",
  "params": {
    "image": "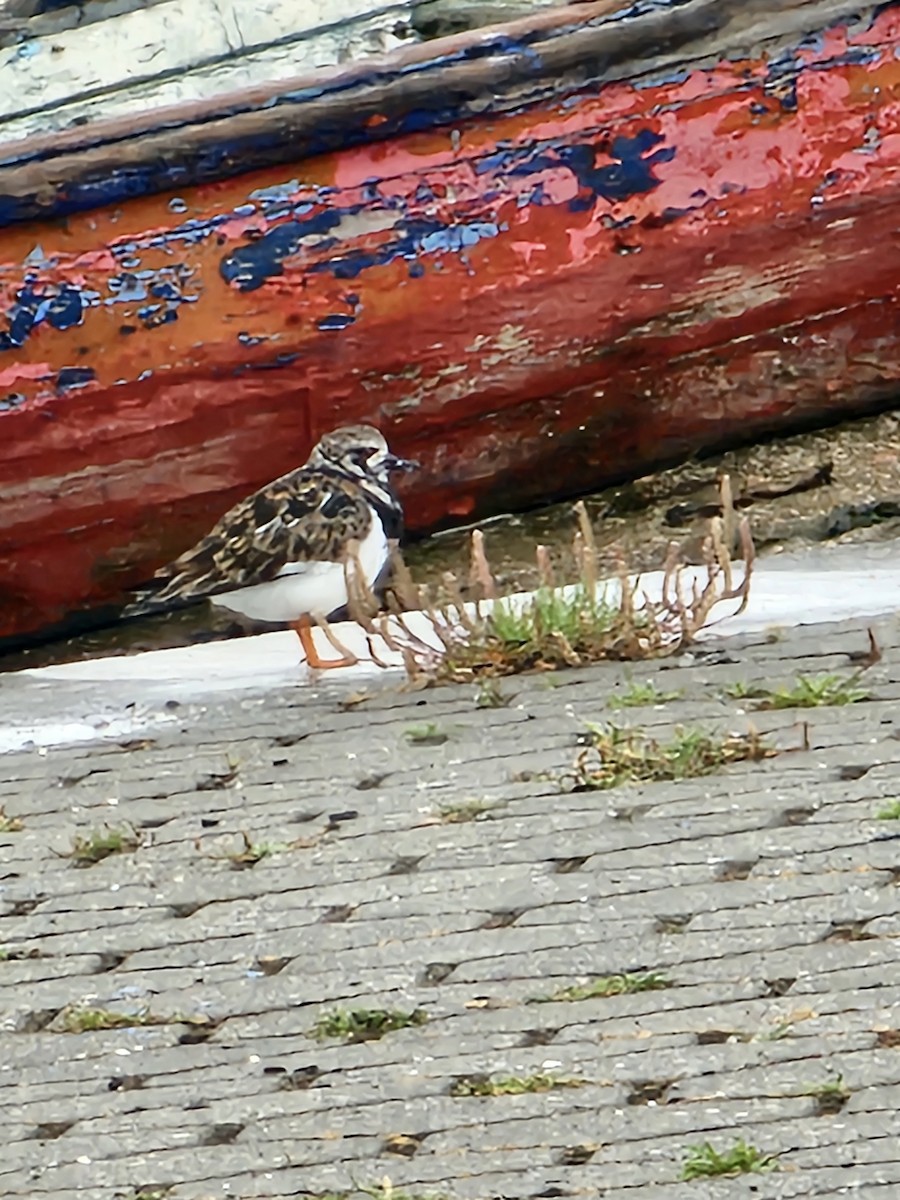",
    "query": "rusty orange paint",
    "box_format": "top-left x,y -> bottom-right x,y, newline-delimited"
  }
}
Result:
2,8 -> 900,645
